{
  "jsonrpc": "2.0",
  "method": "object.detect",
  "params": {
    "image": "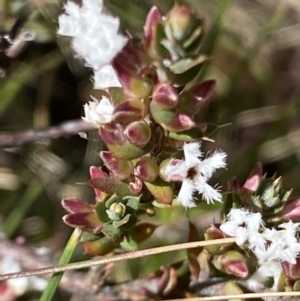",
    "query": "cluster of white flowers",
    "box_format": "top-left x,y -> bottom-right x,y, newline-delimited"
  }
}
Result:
58,0 -> 128,89
82,96 -> 114,127
220,208 -> 300,264
162,142 -> 227,208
